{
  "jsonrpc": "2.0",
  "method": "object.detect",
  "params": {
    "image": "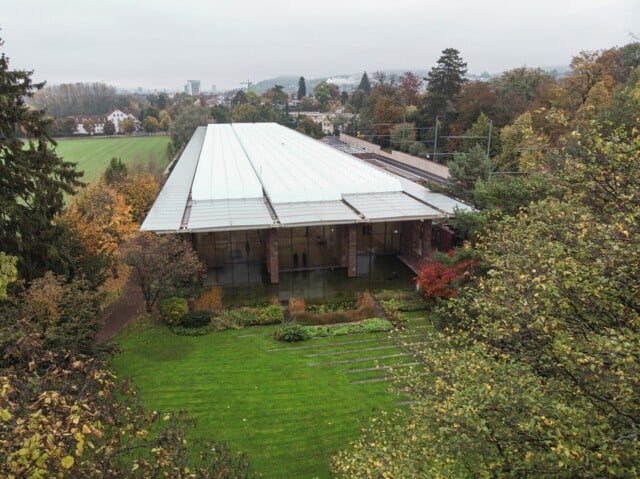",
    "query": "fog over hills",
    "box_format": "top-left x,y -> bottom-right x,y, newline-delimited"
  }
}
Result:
249,65 -> 570,95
